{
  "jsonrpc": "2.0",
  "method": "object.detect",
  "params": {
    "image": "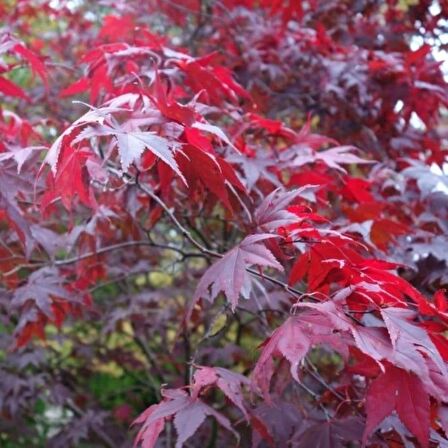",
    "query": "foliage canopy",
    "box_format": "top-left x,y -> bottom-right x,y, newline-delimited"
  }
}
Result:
1,1 -> 448,447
